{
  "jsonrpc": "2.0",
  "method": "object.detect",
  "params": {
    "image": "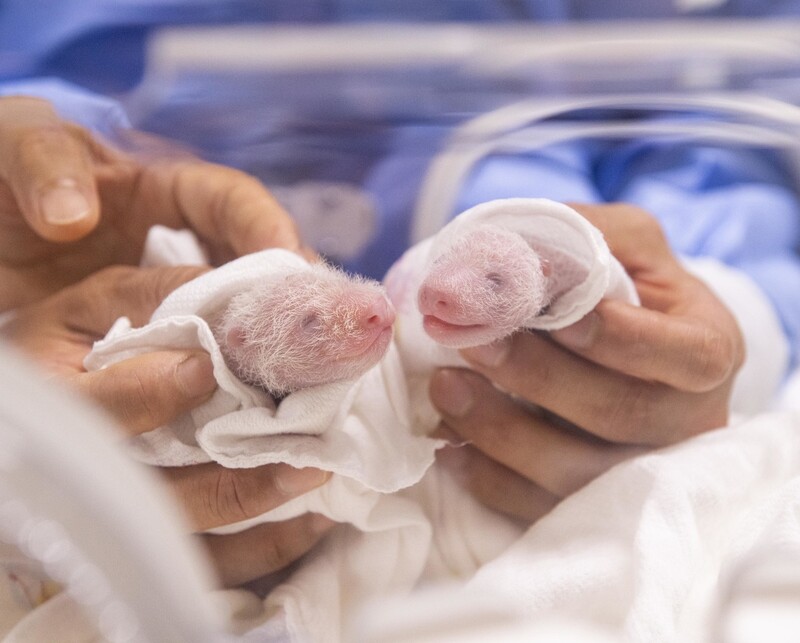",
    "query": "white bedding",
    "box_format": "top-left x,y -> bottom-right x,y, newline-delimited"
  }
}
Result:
355,409 -> 800,643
